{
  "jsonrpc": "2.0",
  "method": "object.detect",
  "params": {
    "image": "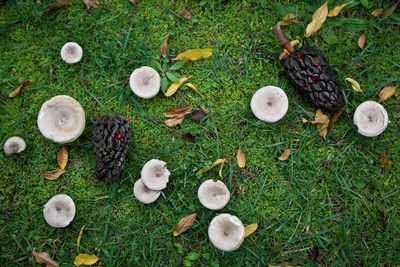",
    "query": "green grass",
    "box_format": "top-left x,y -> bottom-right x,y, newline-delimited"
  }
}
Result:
1,0 -> 399,266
